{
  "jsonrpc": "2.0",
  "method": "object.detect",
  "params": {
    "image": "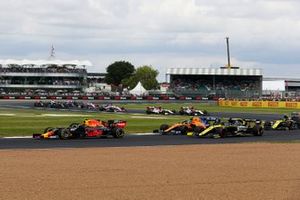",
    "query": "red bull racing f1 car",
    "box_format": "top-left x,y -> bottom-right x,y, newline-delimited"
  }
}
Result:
33,119 -> 127,139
